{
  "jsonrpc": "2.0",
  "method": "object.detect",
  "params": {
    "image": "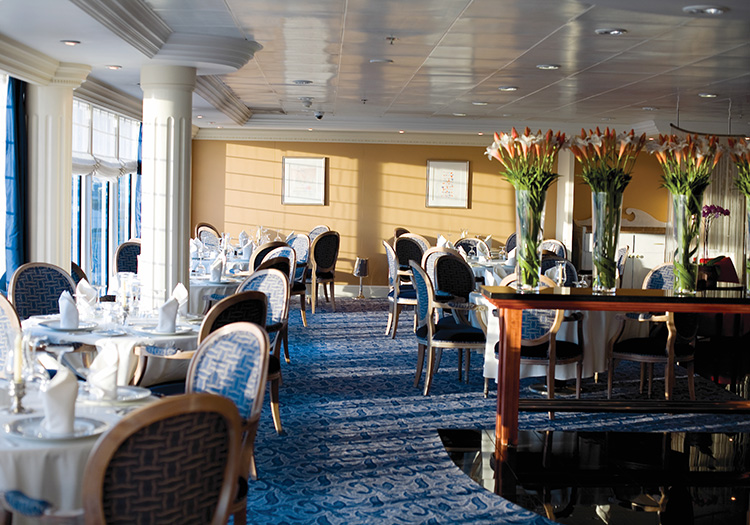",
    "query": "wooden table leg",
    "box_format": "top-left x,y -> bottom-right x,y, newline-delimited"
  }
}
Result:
496,308 -> 522,450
